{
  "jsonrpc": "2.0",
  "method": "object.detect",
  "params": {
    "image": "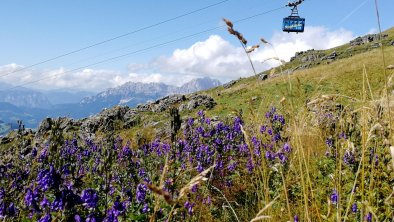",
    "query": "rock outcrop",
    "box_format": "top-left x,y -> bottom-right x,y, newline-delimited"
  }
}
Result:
137,95 -> 186,112
349,34 -> 388,46
179,94 -> 216,111
321,51 -> 338,61
223,80 -> 237,89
